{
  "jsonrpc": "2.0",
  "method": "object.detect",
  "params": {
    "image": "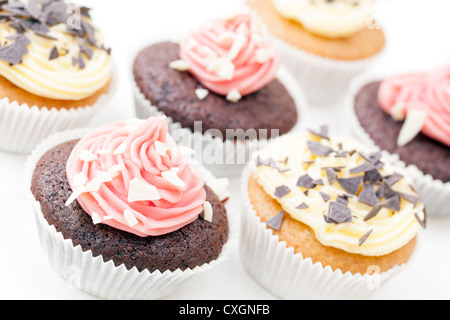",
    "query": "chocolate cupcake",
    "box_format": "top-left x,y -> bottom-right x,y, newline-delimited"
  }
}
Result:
0,0 -> 114,153
241,130 -> 426,299
352,66 -> 450,216
26,116 -> 234,300
132,12 -> 304,177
